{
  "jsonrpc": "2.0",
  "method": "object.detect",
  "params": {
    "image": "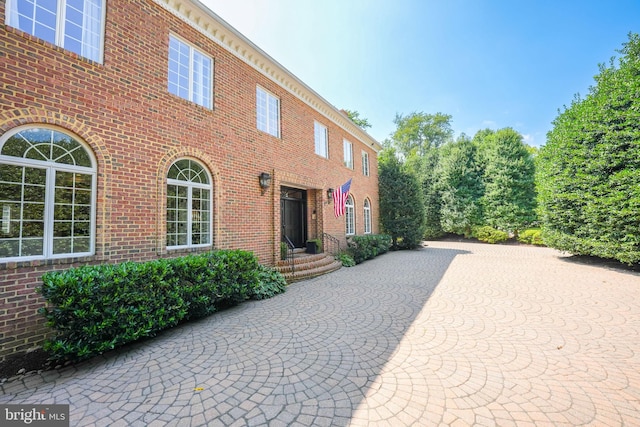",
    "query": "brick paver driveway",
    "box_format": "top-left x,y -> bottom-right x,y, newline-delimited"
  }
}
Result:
2,241 -> 640,426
